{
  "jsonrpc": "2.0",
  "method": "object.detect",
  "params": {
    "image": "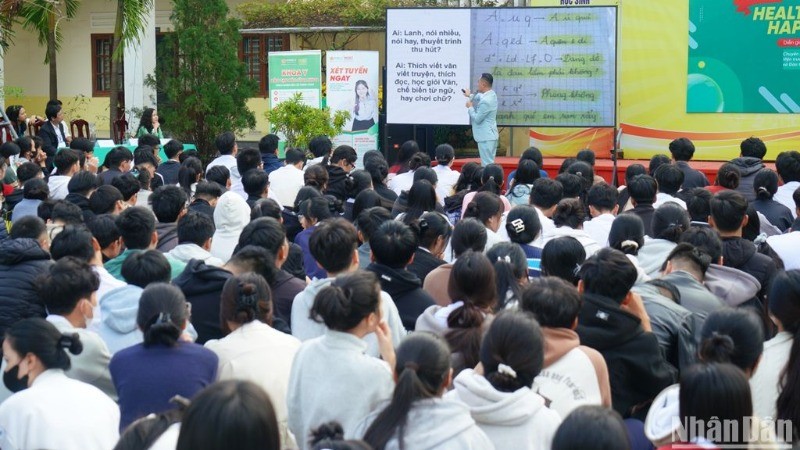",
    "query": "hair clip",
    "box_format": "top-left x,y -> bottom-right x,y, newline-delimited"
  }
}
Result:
621,240 -> 640,251
418,219 -> 429,233
497,255 -> 512,264
572,263 -> 582,277
509,218 -> 526,234
238,292 -> 259,308
156,312 -> 172,324
498,363 -> 517,379
404,362 -> 419,371
57,335 -> 73,349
